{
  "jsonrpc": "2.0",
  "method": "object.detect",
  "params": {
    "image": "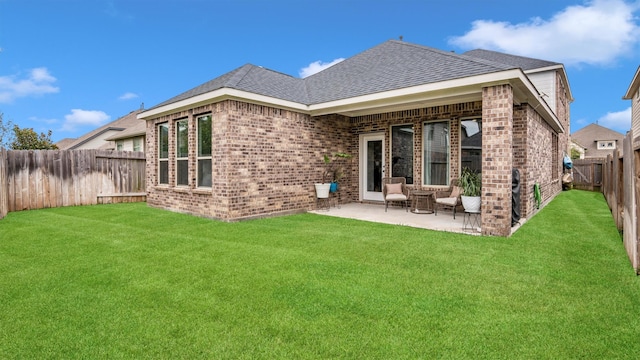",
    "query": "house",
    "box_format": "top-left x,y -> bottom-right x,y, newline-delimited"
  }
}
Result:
105,121 -> 146,152
623,65 -> 640,150
570,123 -> 624,159
56,109 -> 145,151
138,40 -> 572,236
